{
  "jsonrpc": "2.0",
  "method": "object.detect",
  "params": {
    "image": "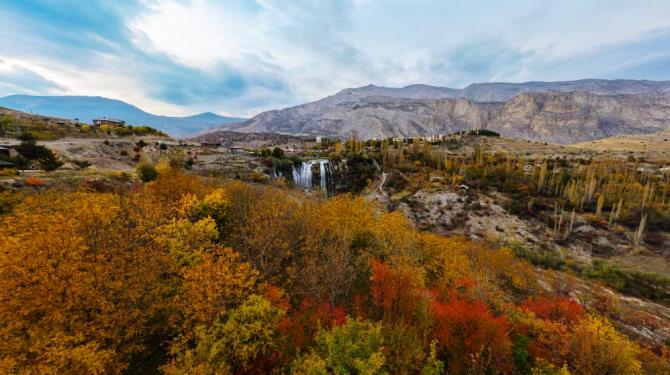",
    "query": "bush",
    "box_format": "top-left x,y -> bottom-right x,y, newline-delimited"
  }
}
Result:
584,259 -> 670,304
136,163 -> 158,182
25,176 -> 47,186
72,160 -> 92,169
509,243 -> 569,270
15,133 -> 63,171
271,147 -> 285,159
39,156 -> 63,171
468,129 -> 500,137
